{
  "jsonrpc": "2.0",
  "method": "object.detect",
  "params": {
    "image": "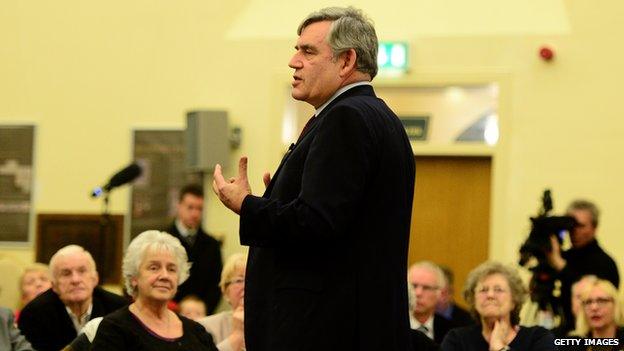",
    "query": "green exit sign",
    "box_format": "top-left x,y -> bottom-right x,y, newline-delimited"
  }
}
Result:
378,42 -> 408,73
